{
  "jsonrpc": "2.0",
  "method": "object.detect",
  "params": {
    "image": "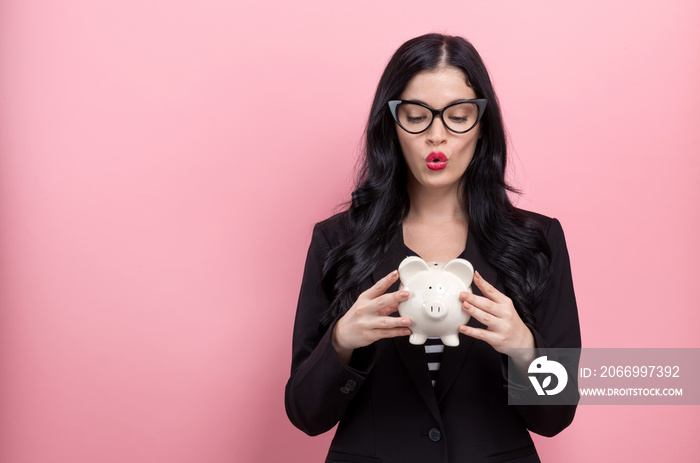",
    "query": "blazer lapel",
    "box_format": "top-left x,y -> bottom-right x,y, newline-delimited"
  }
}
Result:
434,319 -> 481,403
392,336 -> 442,422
